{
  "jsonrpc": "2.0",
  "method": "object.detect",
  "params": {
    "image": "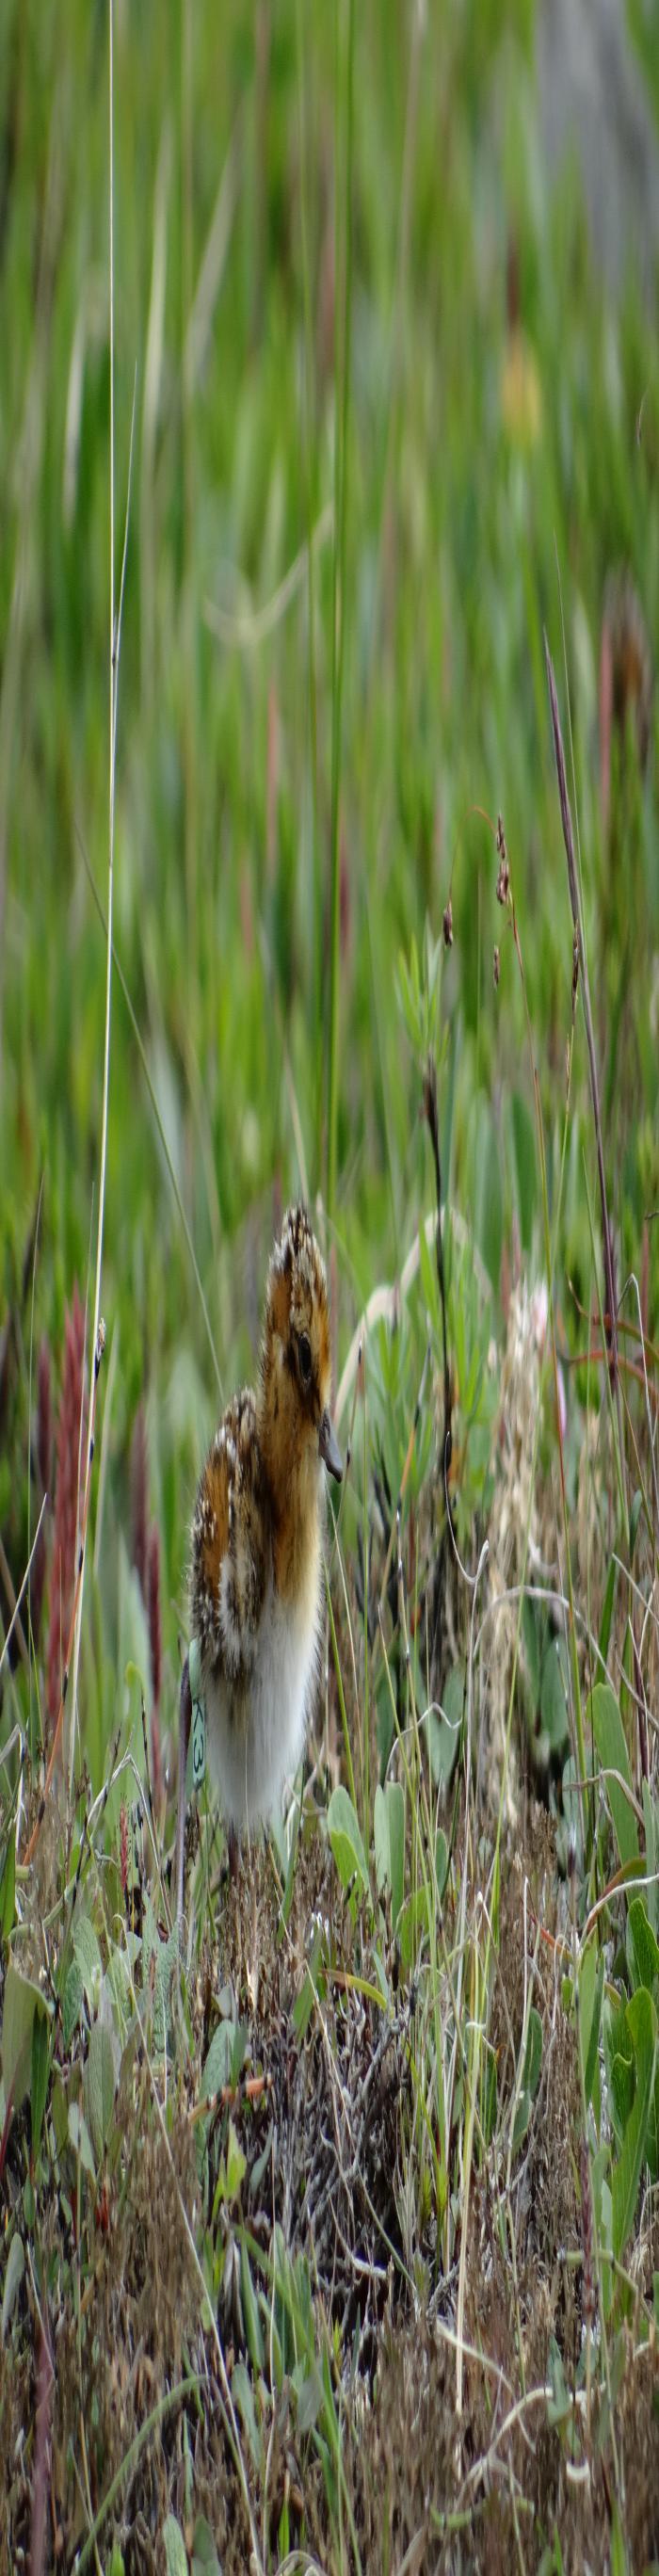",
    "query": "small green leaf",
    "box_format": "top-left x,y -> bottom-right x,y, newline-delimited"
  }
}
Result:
191,2517 -> 221,2576
546,2334 -> 571,2427
590,1683 -> 639,1870
1,1962 -> 50,2113
387,1781 -> 405,1928
539,1638 -> 569,1756
607,1995 -> 635,2142
434,1827 -> 449,1905
201,2019 -> 234,2105
293,1969 -> 315,2041
232,2359 -> 263,2470
51,2076 -> 68,2157
153,1928 -> 178,2056
68,2101 -> 96,2178
296,2361 -> 323,2434
0,1832 -> 16,1940
328,1786 -> 370,1903
579,1936 -> 603,2116
560,1754 -> 584,1873
629,1489 -> 642,1565
609,2499 -> 630,2576
427,1664 -> 463,1792
645,2069 -> 659,2185
62,1959 -> 84,2049
611,1987 -> 658,2259
105,1946 -> 131,2027
599,1554 -> 617,1667
627,1898 -> 659,1998
240,2235 -> 264,2373
398,1883 -> 431,1972
1,2230 -> 24,2341
163,2517 -> 188,2576
642,1782 -> 658,1936
72,1916 -> 103,2010
224,2117 -> 246,2202
374,1783 -> 389,1899
85,2020 -> 117,2164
